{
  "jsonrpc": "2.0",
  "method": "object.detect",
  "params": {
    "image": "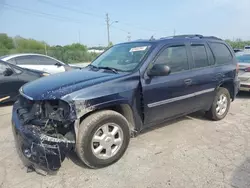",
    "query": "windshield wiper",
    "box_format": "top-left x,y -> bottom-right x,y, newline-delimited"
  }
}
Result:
97,66 -> 121,74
